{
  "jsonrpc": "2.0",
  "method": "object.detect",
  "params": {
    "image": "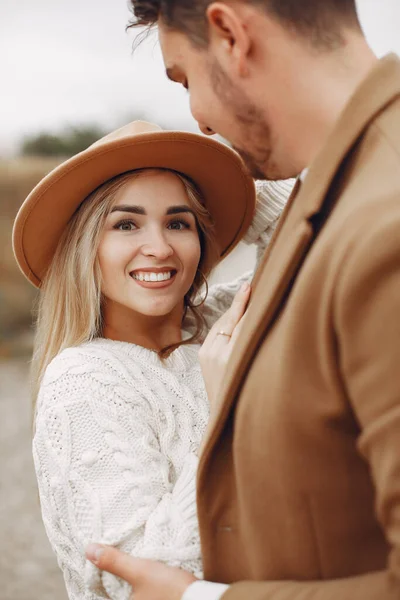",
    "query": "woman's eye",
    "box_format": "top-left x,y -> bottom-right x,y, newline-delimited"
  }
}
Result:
168,220 -> 190,231
114,220 -> 137,231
